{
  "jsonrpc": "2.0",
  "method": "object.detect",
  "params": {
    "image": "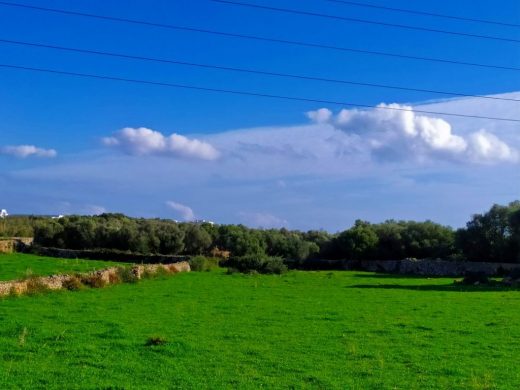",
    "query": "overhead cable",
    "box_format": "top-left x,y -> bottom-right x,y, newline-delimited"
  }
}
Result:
1,63 -> 519,122
1,37 -> 519,103
0,1 -> 518,72
326,0 -> 520,29
211,0 -> 520,44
